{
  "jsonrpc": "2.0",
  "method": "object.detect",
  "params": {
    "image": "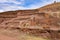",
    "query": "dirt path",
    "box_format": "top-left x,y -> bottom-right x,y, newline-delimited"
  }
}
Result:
0,34 -> 18,40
